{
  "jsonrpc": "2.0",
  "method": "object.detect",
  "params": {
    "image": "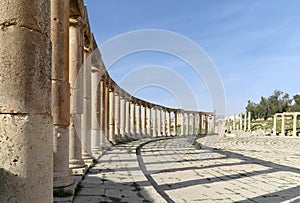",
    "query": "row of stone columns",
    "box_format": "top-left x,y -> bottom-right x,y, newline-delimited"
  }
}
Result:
179,112 -> 214,135
0,1 -> 216,202
230,112 -> 251,132
273,112 -> 299,136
